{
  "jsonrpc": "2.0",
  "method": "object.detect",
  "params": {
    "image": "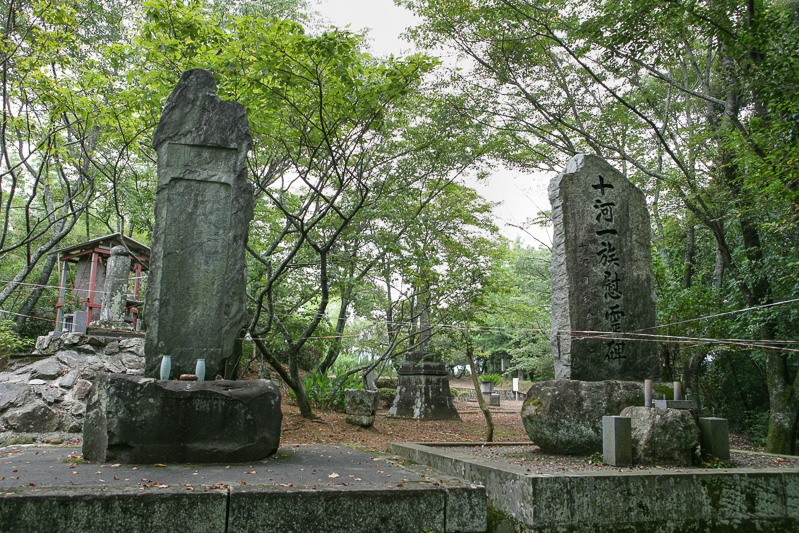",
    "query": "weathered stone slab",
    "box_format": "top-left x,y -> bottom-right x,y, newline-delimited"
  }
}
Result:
521,379 -> 643,454
549,154 -> 658,381
621,406 -> 700,465
82,374 -> 281,464
388,361 -> 460,421
144,69 -> 253,379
